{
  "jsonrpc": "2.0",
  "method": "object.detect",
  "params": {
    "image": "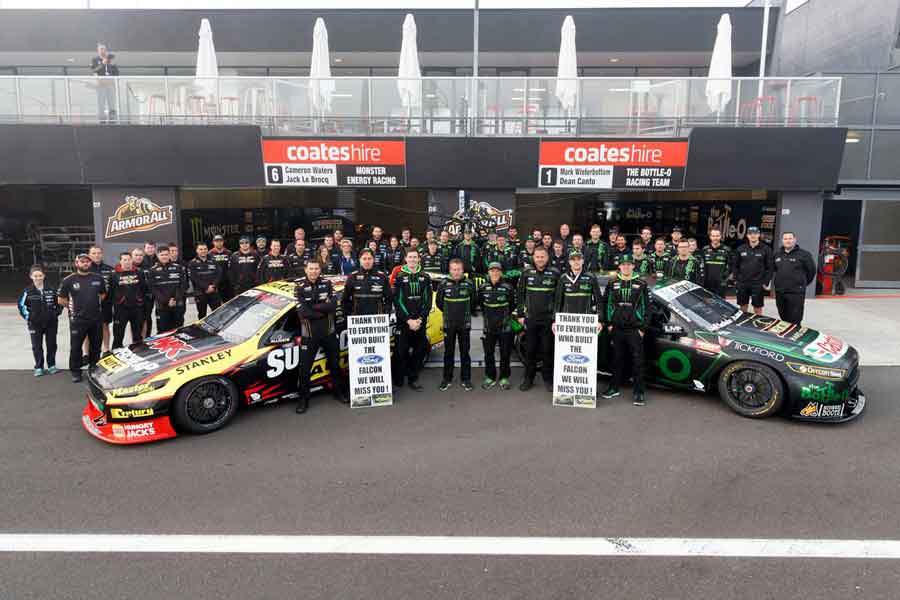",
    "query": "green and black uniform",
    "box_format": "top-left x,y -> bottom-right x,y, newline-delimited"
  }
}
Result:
454,241 -> 481,275
649,252 -> 671,276
516,265 -> 561,384
421,249 -> 447,276
477,279 -> 516,381
392,266 -> 433,386
482,244 -> 520,282
554,270 -> 602,316
436,276 -> 477,384
701,243 -> 734,296
665,255 -> 702,284
585,238 -> 610,272
603,274 -> 649,394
